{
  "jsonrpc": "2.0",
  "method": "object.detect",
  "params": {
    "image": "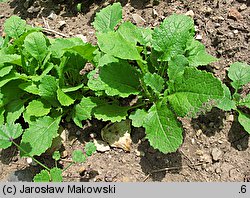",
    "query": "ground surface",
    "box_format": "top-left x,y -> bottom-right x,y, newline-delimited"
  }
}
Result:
0,0 -> 250,182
